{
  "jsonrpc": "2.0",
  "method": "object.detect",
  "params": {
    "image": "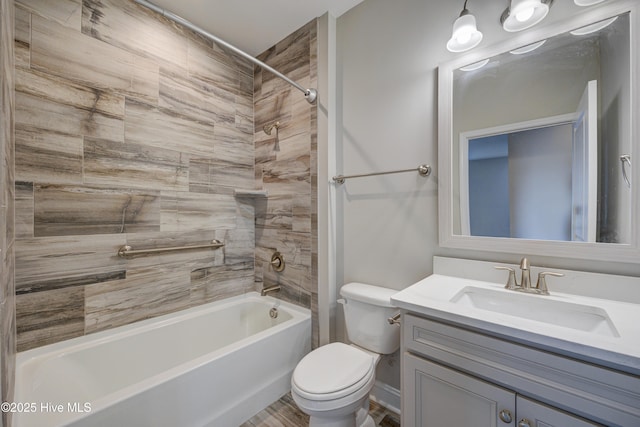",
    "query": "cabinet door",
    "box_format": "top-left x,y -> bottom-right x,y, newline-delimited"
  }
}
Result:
403,353 -> 516,427
516,396 -> 604,427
